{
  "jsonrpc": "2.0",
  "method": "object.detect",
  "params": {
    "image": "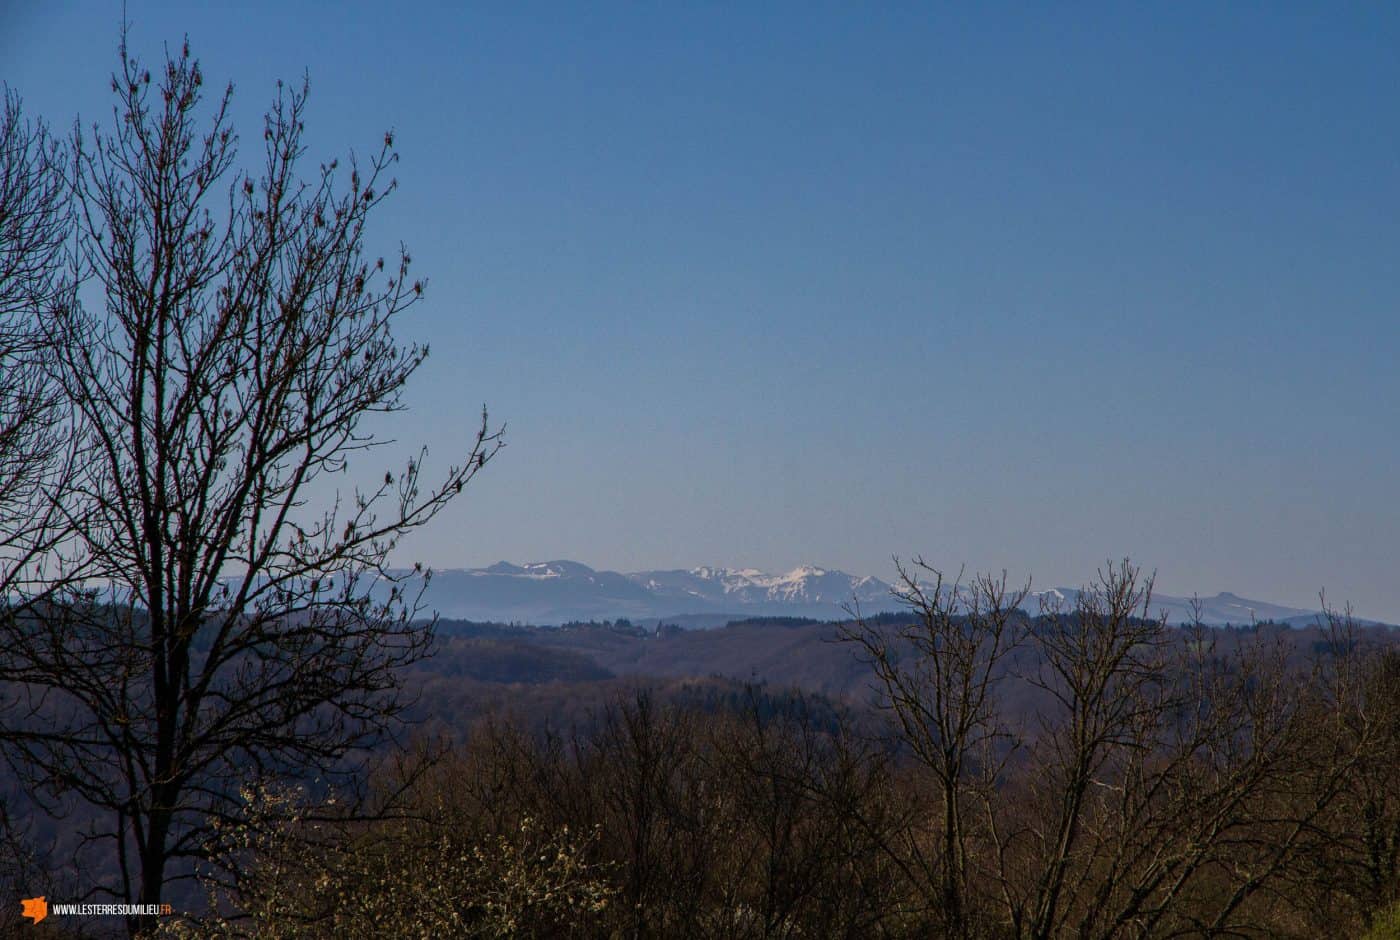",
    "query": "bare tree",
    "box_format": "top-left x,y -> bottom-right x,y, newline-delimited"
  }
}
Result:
1004,561 -> 1169,937
841,559 -> 1359,939
584,691 -> 720,938
985,563 -> 1341,939
839,561 -> 1029,938
706,690 -> 903,939
0,88 -> 74,604
0,86 -> 84,919
1276,604 -> 1400,935
0,37 -> 500,933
